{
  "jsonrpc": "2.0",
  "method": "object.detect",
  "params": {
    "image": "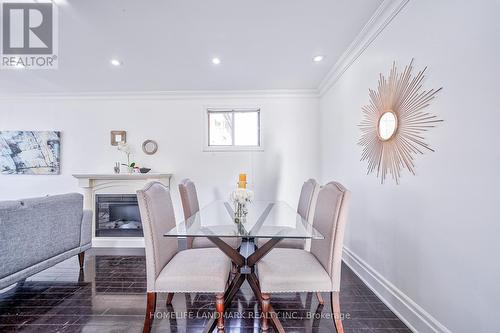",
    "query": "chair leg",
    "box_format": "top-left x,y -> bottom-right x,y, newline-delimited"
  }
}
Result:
261,293 -> 270,332
216,293 -> 225,332
331,291 -> 344,333
78,252 -> 85,270
143,292 -> 157,333
316,291 -> 325,305
166,293 -> 174,306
